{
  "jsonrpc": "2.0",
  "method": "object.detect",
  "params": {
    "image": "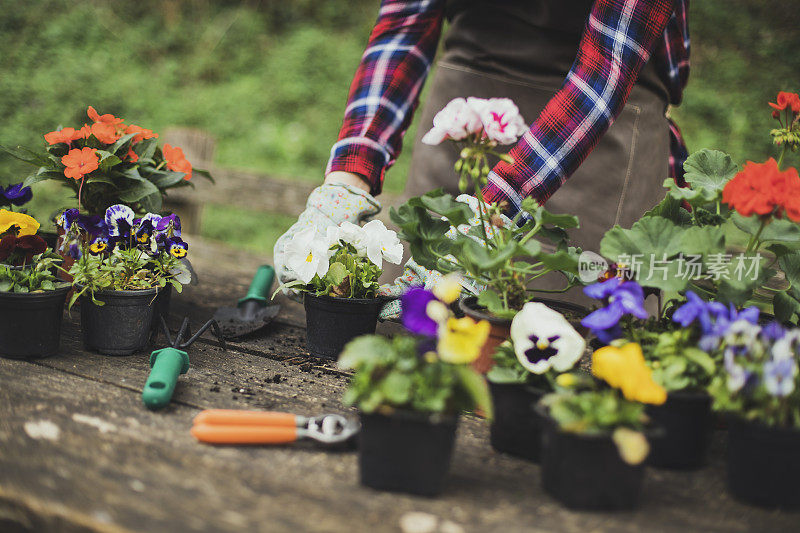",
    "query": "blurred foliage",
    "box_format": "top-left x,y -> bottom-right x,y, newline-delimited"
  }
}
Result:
0,0 -> 798,248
